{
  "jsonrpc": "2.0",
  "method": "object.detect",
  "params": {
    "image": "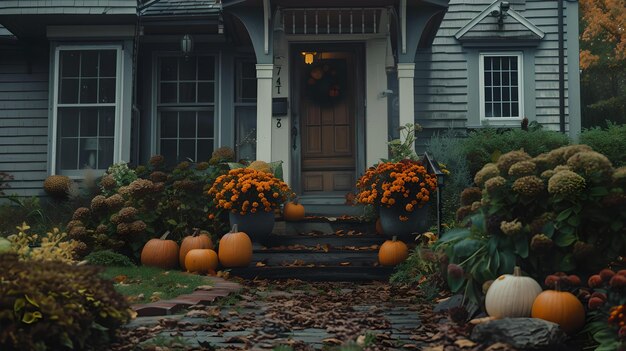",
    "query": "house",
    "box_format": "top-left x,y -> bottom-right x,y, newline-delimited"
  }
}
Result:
0,0 -> 580,206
